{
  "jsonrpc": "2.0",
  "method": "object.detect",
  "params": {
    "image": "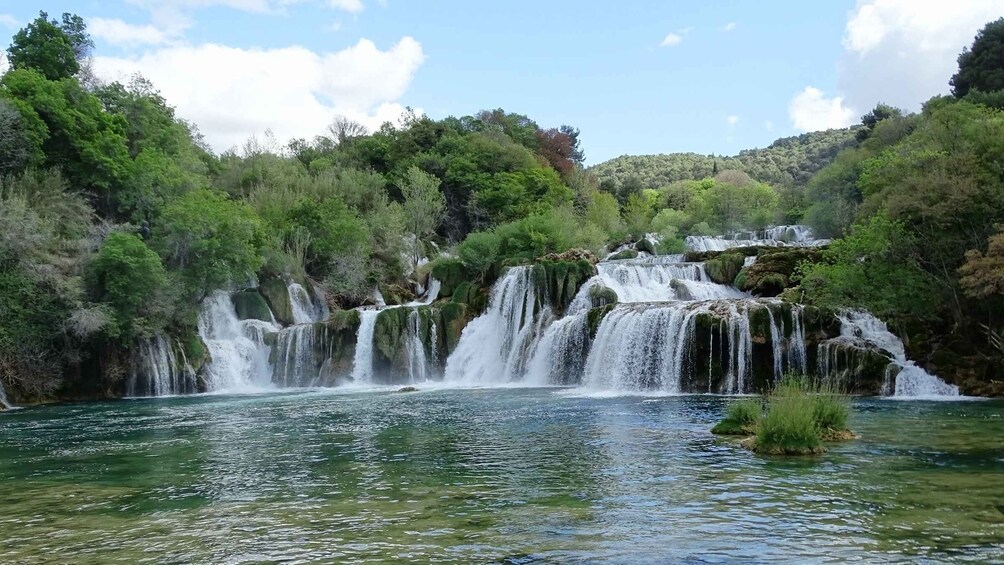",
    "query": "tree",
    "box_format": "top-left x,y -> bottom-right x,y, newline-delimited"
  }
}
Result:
328,115 -> 368,145
623,192 -> 653,239
0,99 -> 35,174
400,166 -> 446,258
6,12 -> 91,81
951,18 -> 1004,98
155,189 -> 264,298
89,232 -> 169,339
